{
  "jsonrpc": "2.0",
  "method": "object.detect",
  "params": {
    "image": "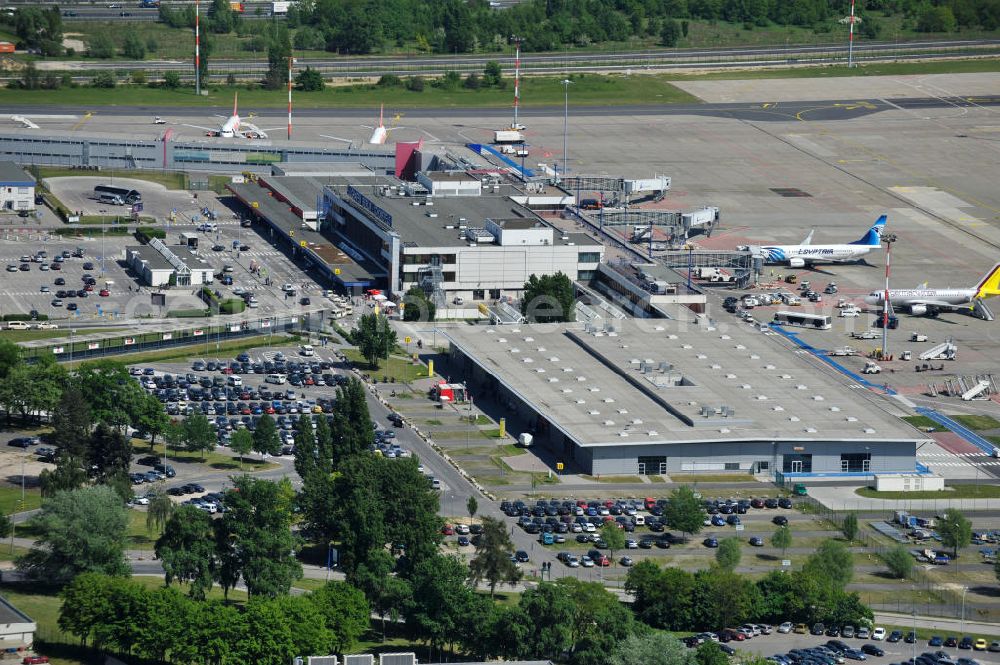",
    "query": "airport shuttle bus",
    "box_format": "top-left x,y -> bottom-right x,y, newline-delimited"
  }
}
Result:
772,311 -> 833,330
94,185 -> 141,205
